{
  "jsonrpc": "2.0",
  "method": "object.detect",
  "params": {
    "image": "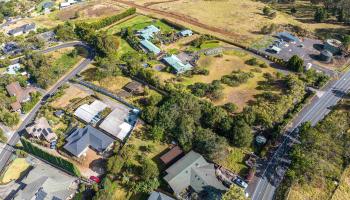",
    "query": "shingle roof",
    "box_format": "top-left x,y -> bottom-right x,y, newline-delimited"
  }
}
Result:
163,150 -> 227,195
148,191 -> 175,200
163,55 -> 193,74
140,40 -> 161,55
26,117 -> 57,142
14,162 -> 77,200
64,125 -> 115,157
